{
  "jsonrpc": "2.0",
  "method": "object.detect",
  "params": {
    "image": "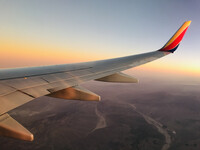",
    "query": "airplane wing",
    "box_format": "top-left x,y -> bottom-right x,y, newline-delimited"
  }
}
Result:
0,21 -> 191,141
